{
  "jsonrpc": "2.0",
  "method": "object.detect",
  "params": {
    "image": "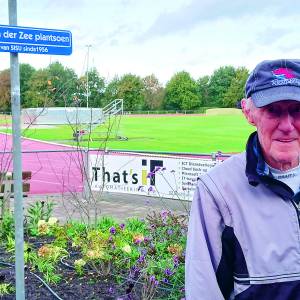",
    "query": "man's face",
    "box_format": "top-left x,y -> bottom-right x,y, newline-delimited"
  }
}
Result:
245,100 -> 300,170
